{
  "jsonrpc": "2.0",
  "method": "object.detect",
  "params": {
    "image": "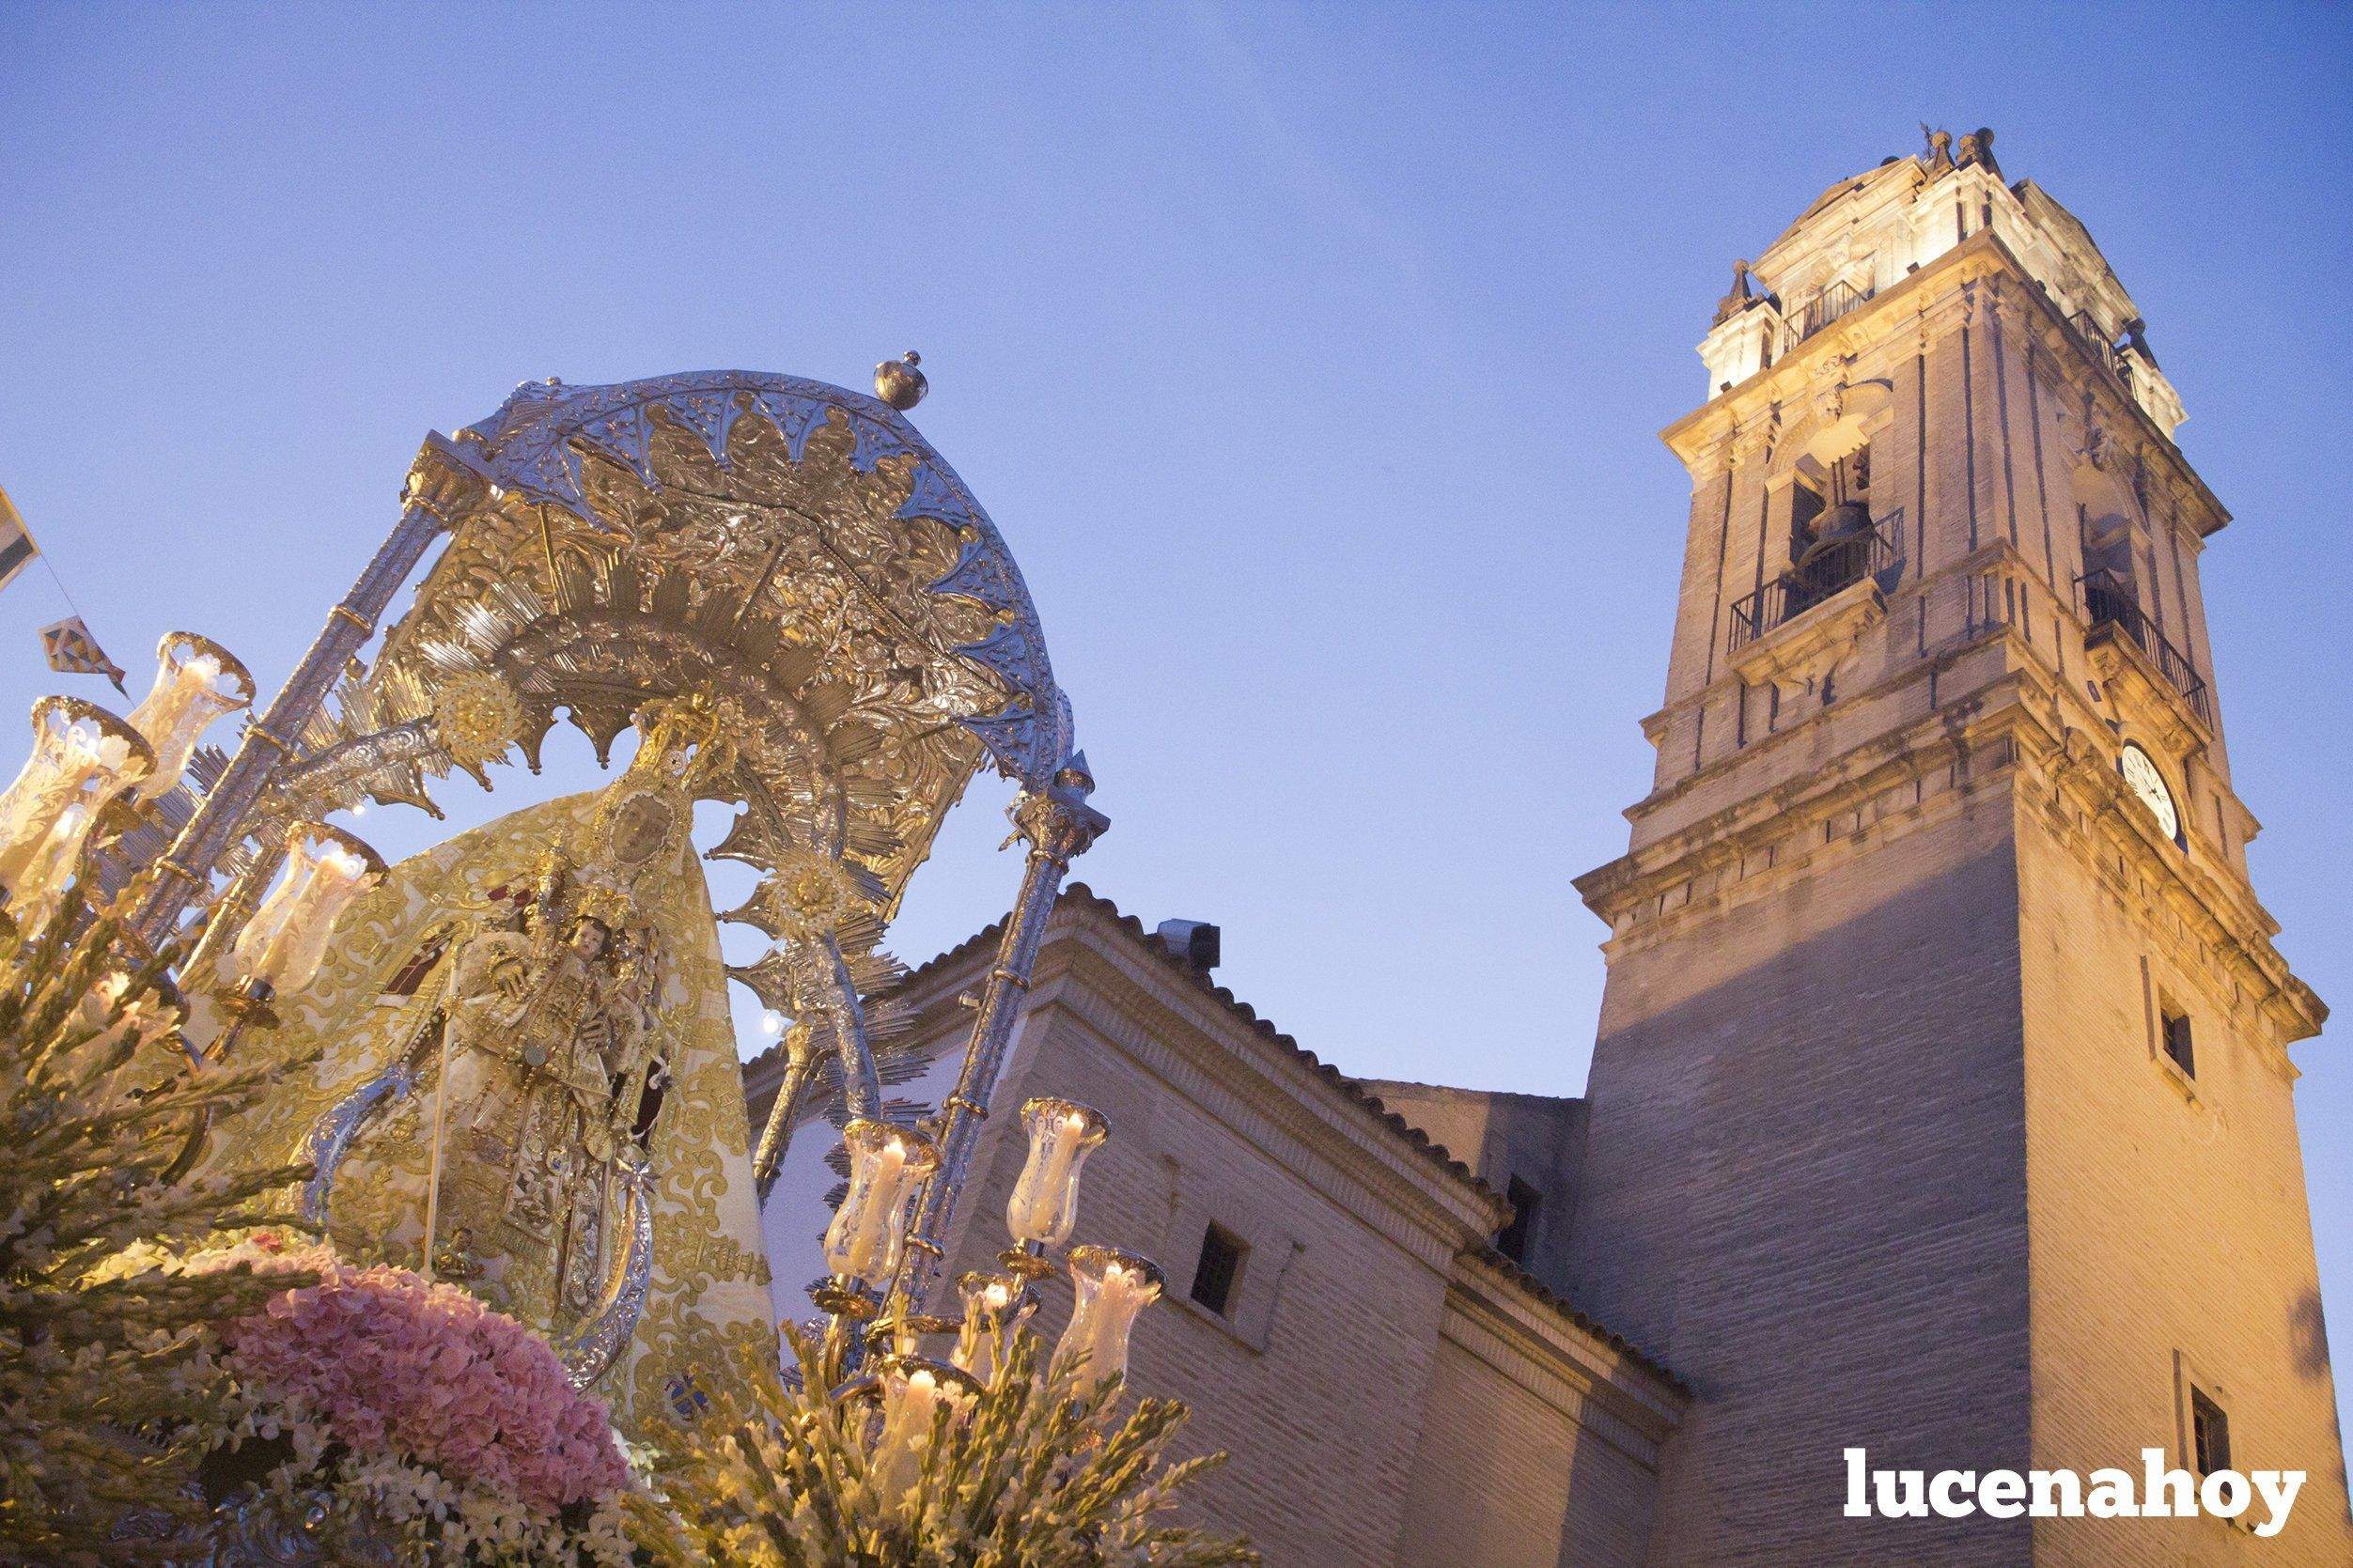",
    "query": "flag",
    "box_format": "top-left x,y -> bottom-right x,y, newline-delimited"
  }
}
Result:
0,485 -> 36,596
39,616 -> 127,695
